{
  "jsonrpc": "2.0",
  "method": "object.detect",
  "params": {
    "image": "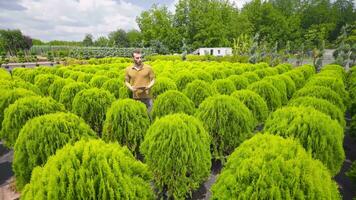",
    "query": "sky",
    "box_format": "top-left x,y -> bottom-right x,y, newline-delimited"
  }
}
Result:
0,0 -> 251,42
